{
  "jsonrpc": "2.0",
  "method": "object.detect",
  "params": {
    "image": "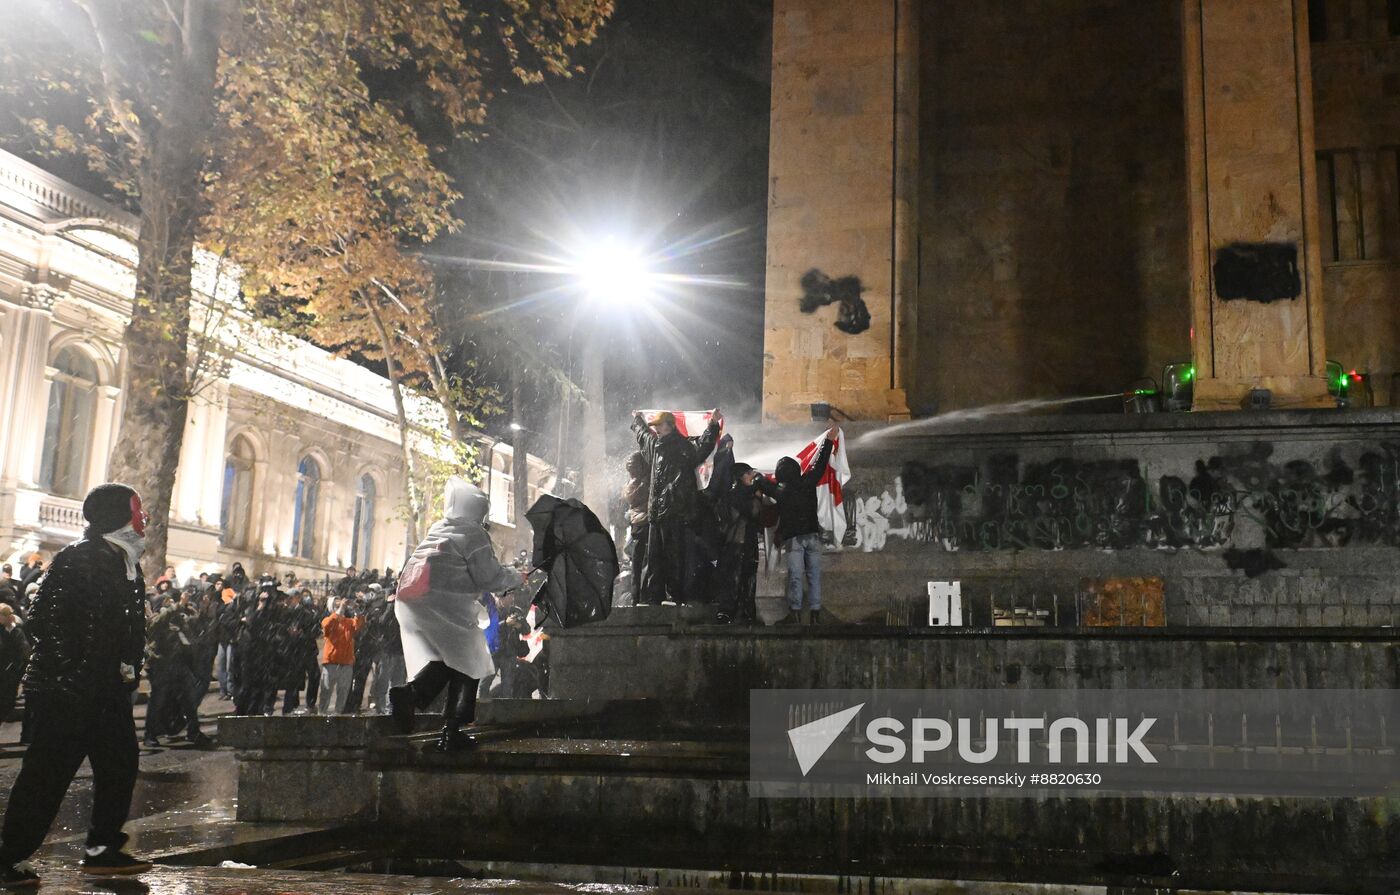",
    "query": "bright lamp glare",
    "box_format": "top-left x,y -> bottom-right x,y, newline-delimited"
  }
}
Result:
573,239 -> 654,307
